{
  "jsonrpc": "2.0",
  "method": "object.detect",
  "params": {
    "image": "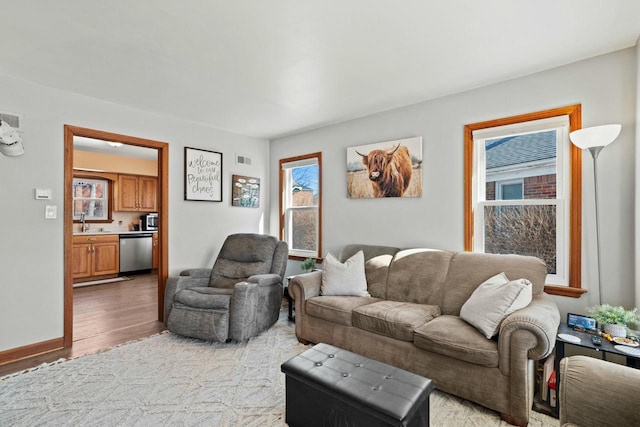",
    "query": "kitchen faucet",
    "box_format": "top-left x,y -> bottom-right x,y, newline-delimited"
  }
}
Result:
80,212 -> 89,232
